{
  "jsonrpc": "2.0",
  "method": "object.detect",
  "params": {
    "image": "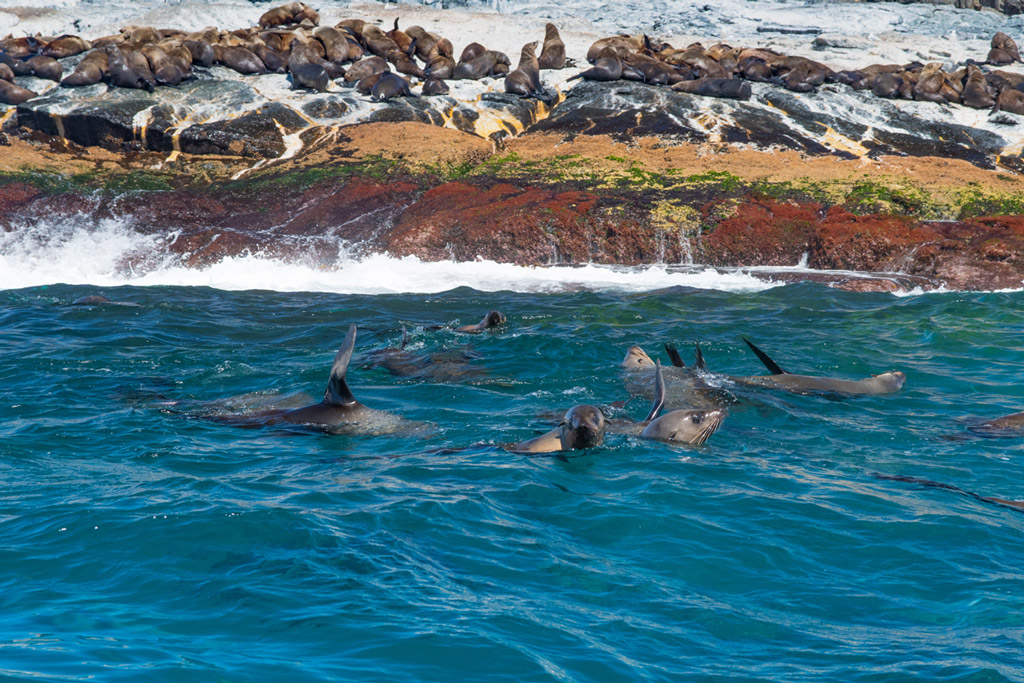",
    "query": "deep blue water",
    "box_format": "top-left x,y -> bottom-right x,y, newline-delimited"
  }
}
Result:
3,283 -> 1024,681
